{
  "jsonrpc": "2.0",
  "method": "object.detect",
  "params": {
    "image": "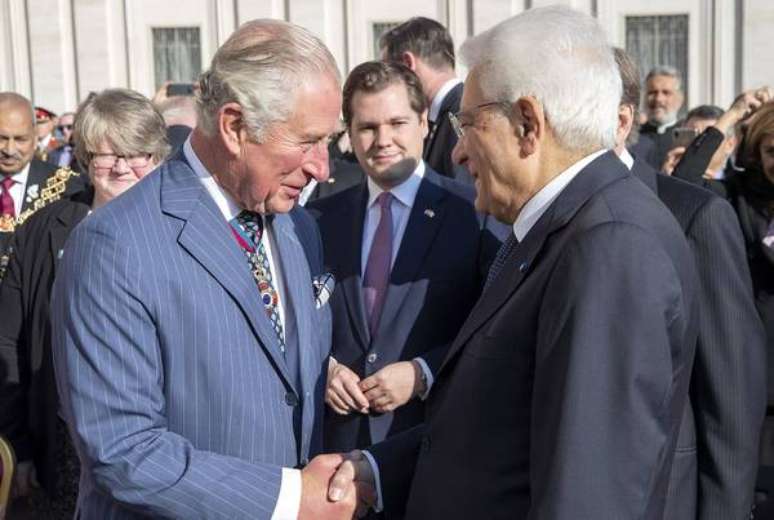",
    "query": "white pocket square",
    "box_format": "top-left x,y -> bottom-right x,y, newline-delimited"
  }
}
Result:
313,272 -> 335,309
